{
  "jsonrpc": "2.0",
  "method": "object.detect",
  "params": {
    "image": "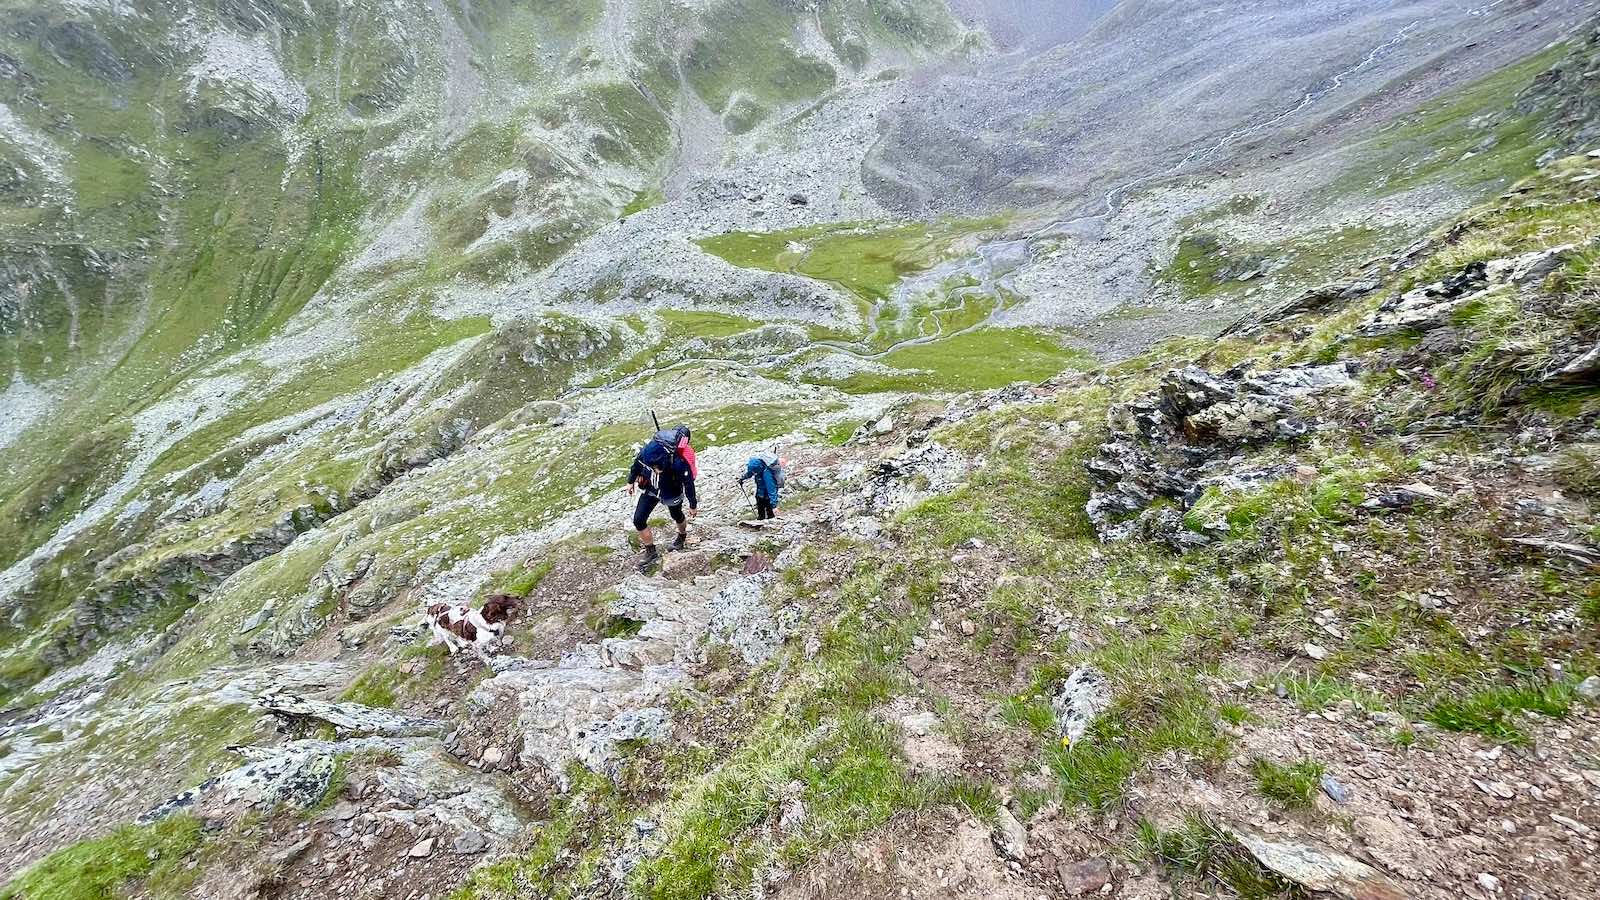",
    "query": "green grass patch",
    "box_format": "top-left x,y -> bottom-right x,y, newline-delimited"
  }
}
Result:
341,664 -> 405,709
681,0 -> 836,113
601,310 -> 764,382
0,815 -> 204,900
490,559 -> 555,597
698,218 -> 1005,306
1424,677 -> 1581,744
1159,225 -> 1392,301
145,313 -> 492,482
1218,702 -> 1254,726
1335,43 -> 1569,197
1250,757 -> 1325,809
623,187 -> 664,216
1273,671 -> 1389,713
826,328 -> 1092,394
1047,681 -> 1230,811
